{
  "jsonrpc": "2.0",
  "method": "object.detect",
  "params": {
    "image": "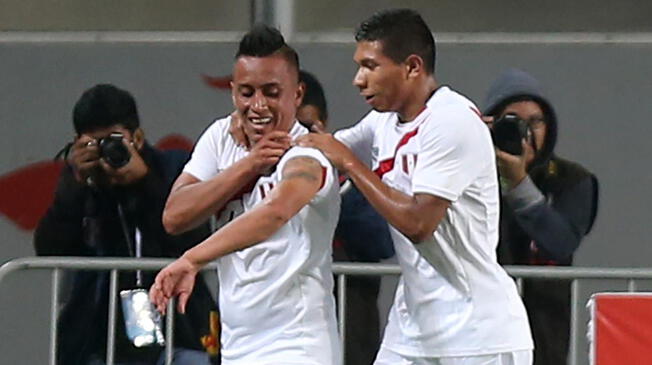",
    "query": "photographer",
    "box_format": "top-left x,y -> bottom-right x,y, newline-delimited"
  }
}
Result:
34,84 -> 218,365
483,69 -> 598,365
